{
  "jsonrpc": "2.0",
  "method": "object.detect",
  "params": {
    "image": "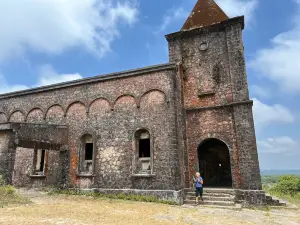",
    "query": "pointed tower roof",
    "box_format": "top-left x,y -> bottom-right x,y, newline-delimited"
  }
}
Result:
181,0 -> 229,31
